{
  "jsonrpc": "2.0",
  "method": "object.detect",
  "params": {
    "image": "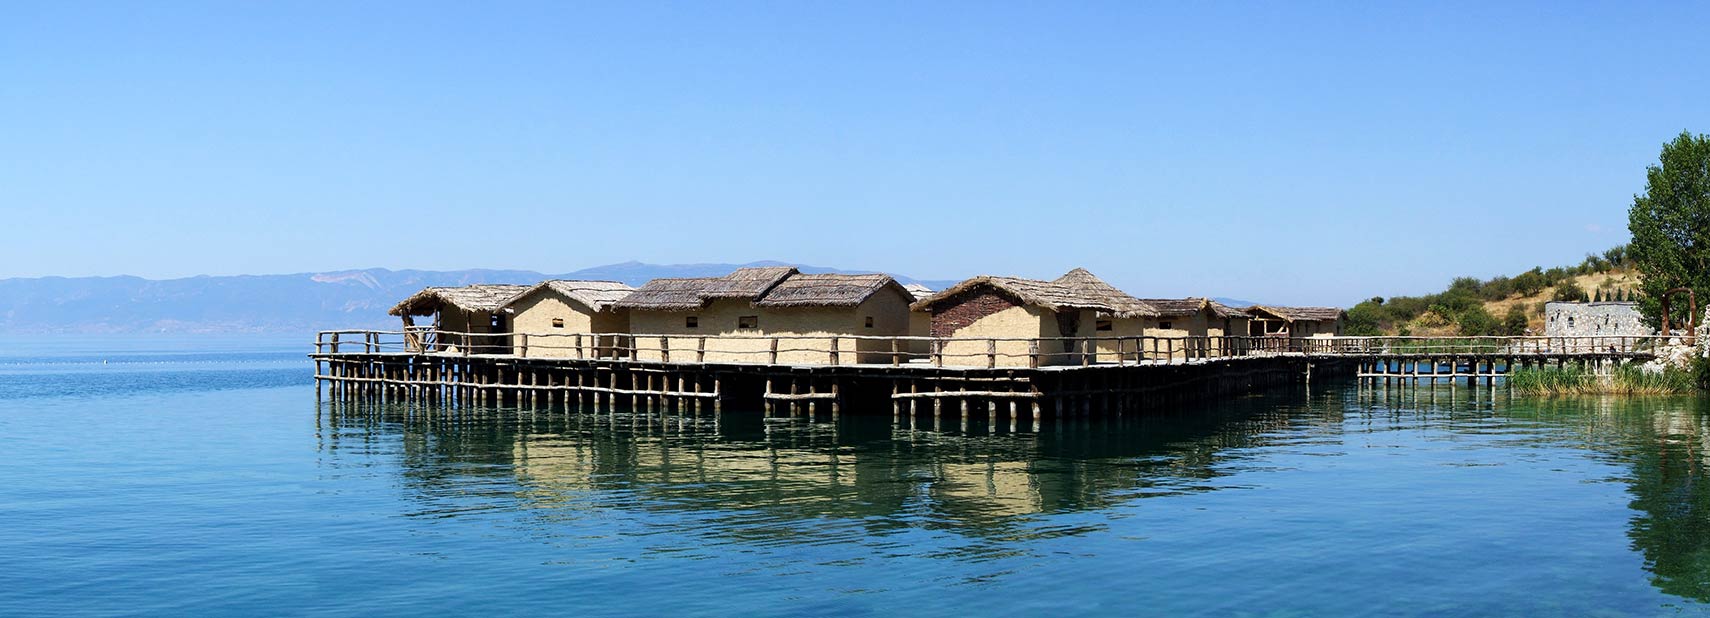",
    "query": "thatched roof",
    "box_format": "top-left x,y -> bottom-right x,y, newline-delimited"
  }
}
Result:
502,280 -> 634,313
703,266 -> 797,299
389,284 -> 531,316
613,267 -> 800,311
1207,300 -> 1248,319
755,273 -> 906,307
1248,305 -> 1345,323
911,268 -> 1161,318
613,277 -> 717,311
1134,297 -> 1210,318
